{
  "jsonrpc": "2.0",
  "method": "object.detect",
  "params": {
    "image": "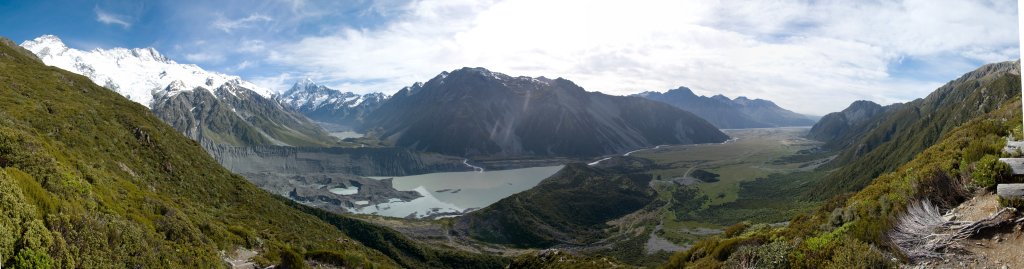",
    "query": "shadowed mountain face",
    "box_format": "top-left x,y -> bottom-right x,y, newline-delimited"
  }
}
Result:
363,67 -> 729,157
636,87 -> 817,129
